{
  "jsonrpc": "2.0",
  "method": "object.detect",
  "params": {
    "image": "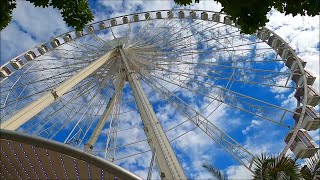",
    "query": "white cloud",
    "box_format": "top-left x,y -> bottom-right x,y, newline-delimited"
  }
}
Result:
226,165 -> 252,180
242,119 -> 262,134
267,9 -> 319,91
